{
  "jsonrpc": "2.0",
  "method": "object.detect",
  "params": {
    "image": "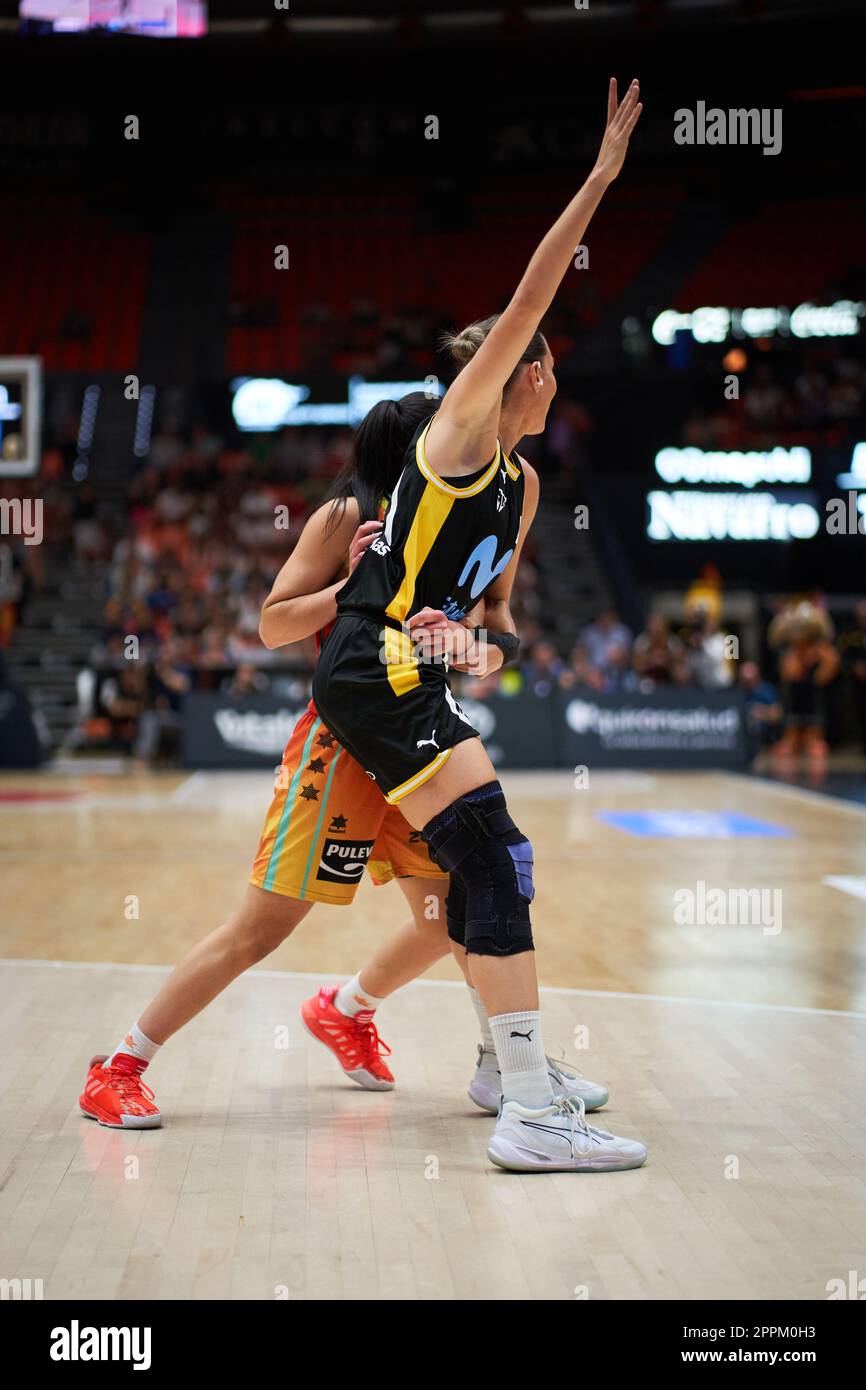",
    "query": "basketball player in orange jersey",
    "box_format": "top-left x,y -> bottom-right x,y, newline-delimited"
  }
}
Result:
311,80 -> 647,1171
77,395 -> 447,1127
